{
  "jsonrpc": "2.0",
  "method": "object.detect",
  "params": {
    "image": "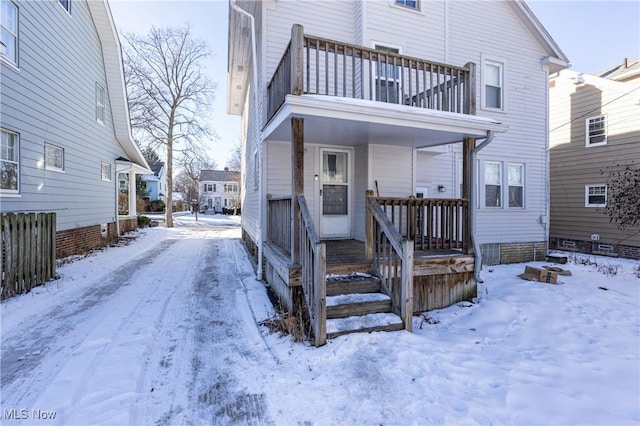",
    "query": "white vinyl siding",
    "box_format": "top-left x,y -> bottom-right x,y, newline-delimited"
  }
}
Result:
586,115 -> 607,146
1,0 -> 18,65
585,185 -> 607,207
45,143 -> 64,172
1,128 -> 19,193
